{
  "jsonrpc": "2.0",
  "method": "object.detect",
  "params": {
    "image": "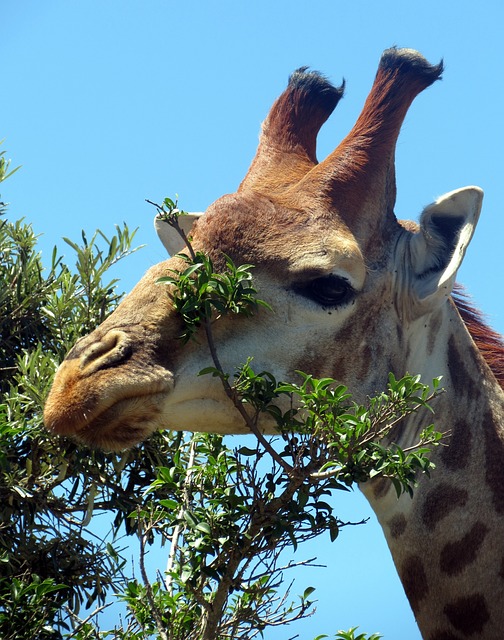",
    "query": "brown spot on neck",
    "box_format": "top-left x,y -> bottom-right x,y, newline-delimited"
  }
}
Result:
499,557 -> 504,581
421,484 -> 468,531
440,521 -> 489,576
447,335 -> 480,404
388,513 -> 407,539
370,476 -> 392,499
443,593 -> 490,635
483,409 -> 504,514
440,419 -> 472,471
400,554 -> 429,614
